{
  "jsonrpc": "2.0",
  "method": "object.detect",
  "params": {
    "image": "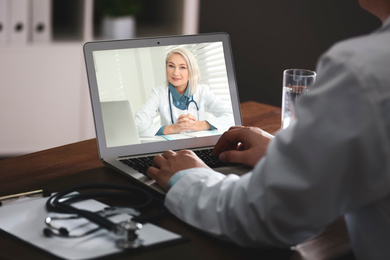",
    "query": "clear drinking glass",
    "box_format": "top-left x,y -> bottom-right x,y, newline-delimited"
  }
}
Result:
281,69 -> 316,129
